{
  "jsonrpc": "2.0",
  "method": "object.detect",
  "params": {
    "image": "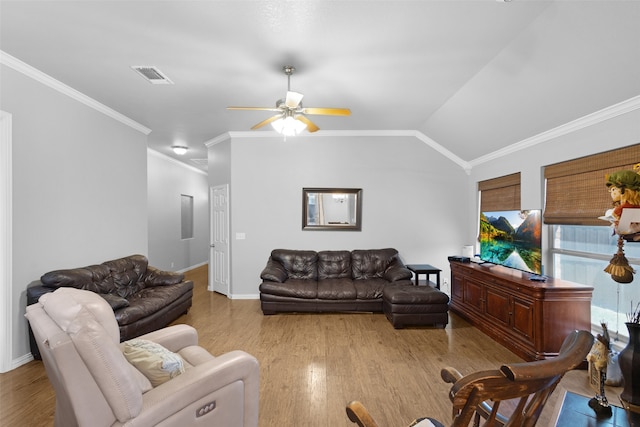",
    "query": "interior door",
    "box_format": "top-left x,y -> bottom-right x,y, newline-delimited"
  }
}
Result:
209,184 -> 230,295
